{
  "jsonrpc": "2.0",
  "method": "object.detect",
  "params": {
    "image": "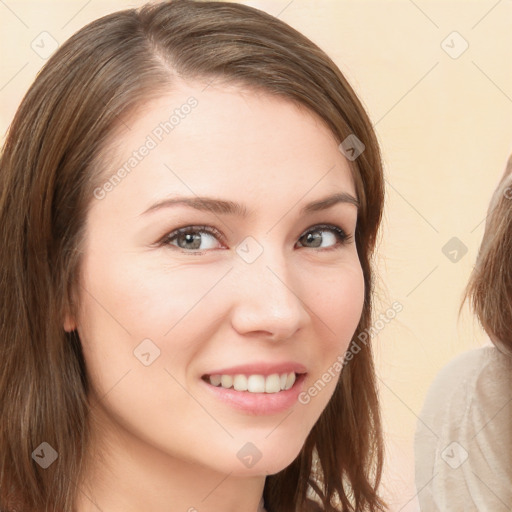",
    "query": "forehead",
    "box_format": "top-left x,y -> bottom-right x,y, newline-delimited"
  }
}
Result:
94,82 -> 356,213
